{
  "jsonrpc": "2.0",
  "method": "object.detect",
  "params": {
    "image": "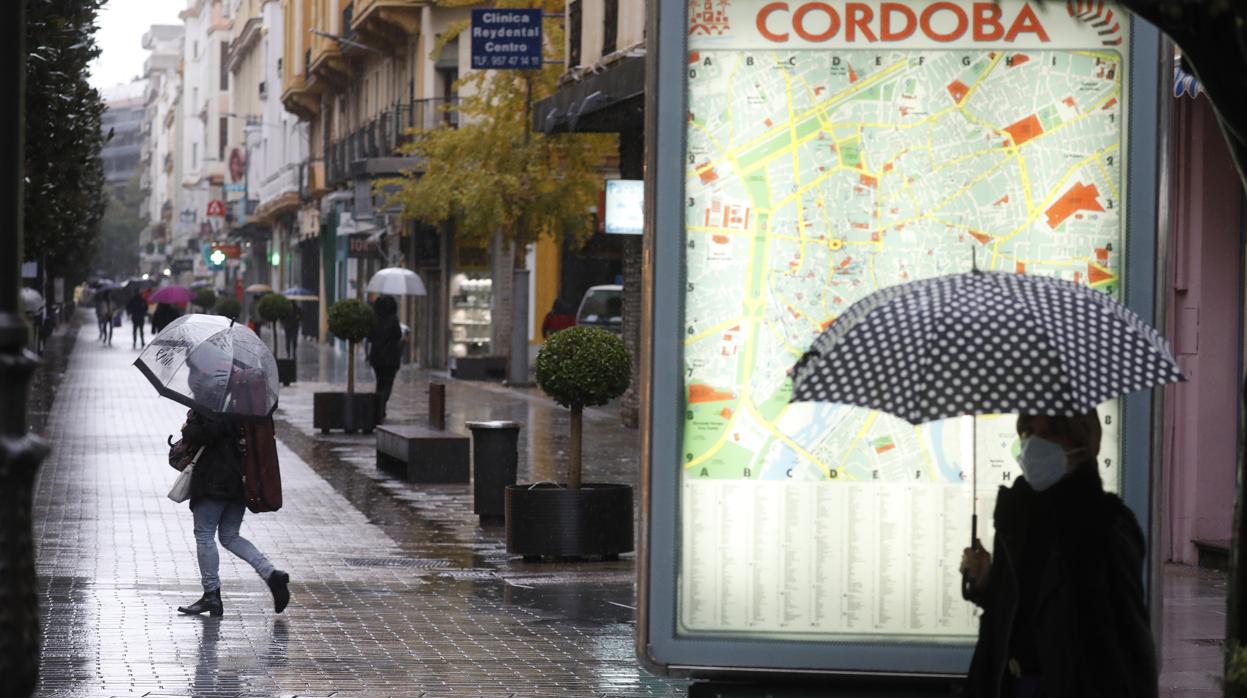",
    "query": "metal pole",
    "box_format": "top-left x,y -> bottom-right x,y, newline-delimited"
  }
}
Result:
0,3 -> 51,694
